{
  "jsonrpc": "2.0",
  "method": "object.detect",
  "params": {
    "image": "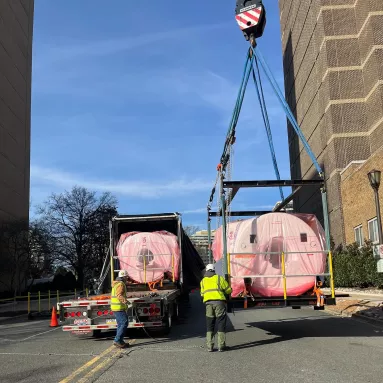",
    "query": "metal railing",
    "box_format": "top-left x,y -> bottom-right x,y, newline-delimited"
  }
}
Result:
0,289 -> 90,315
226,250 -> 335,301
